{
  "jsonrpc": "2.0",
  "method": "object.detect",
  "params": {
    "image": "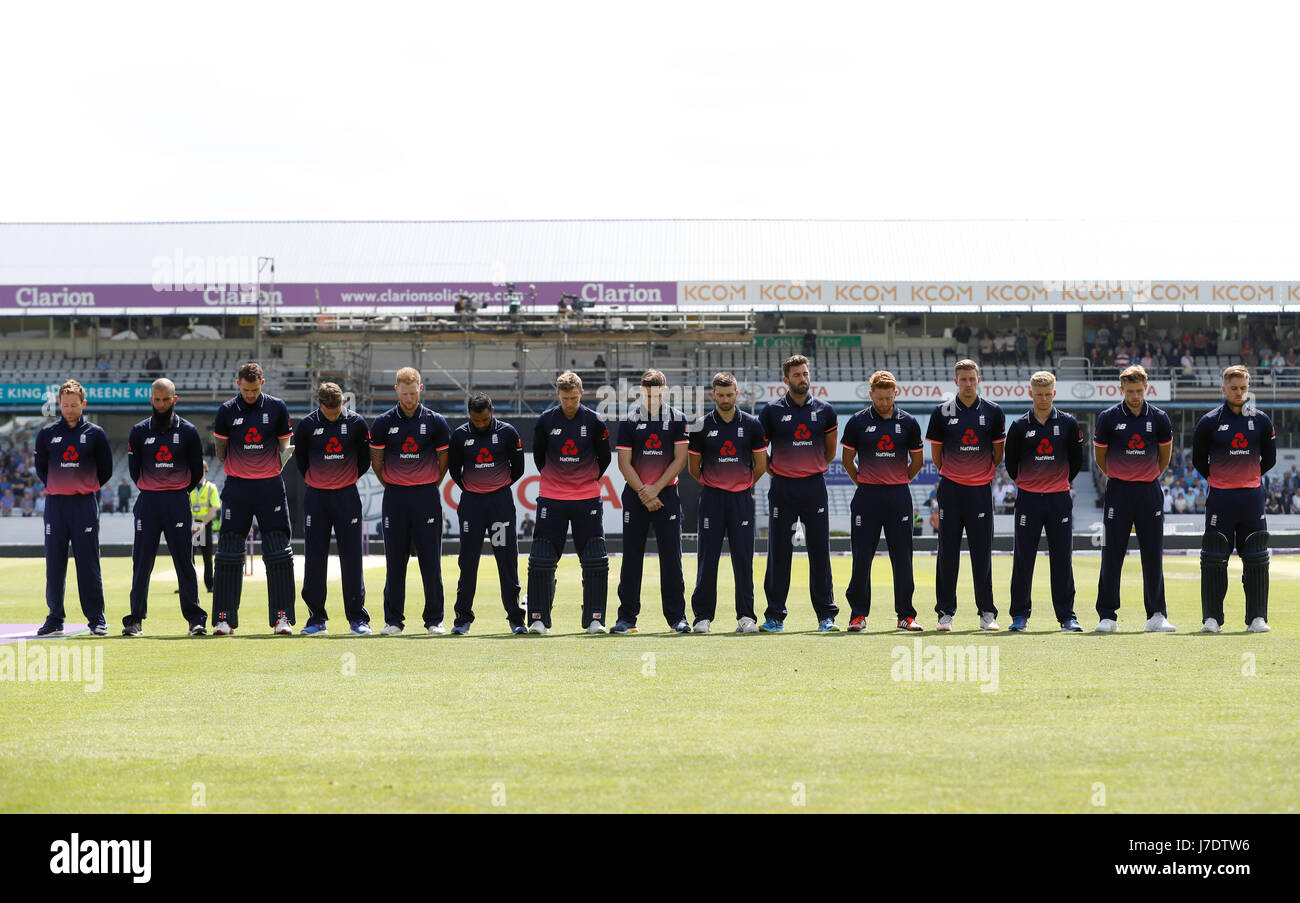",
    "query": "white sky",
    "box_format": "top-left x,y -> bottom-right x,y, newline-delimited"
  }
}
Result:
2,0 -> 1298,222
